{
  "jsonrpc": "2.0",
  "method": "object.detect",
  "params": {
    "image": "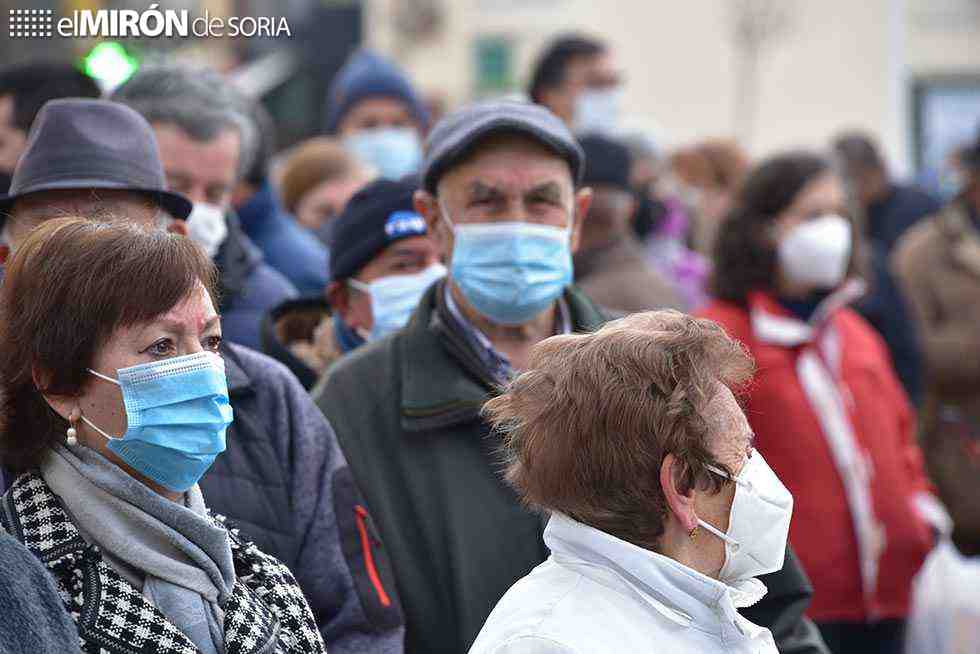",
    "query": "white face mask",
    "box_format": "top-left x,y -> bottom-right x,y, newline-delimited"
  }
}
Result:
186,202 -> 228,258
777,213 -> 851,290
573,88 -> 622,135
698,450 -> 794,584
348,263 -> 447,341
